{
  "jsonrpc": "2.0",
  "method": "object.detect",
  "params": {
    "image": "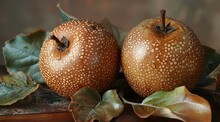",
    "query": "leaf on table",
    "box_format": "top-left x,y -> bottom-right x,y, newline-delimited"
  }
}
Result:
68,87 -> 124,122
199,45 -> 220,86
57,3 -> 78,23
2,30 -> 49,84
0,72 -> 39,105
101,18 -> 128,48
121,86 -> 211,122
